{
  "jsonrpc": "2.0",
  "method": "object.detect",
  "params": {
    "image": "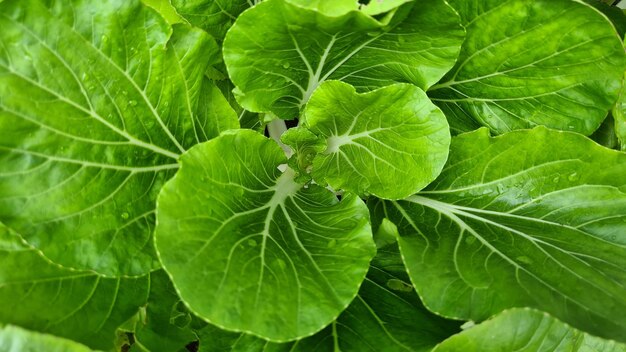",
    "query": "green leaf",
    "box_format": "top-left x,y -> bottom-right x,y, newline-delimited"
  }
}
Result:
0,223 -> 149,350
613,70 -> 626,151
429,0 -> 626,135
302,81 -> 450,200
0,325 -> 94,352
170,0 -> 253,41
434,309 -> 626,352
155,129 -> 375,341
281,127 -> 326,182
196,243 -> 460,352
133,271 -> 200,352
141,0 -> 184,24
223,0 -> 464,119
0,0 -> 237,276
370,127 -> 626,342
